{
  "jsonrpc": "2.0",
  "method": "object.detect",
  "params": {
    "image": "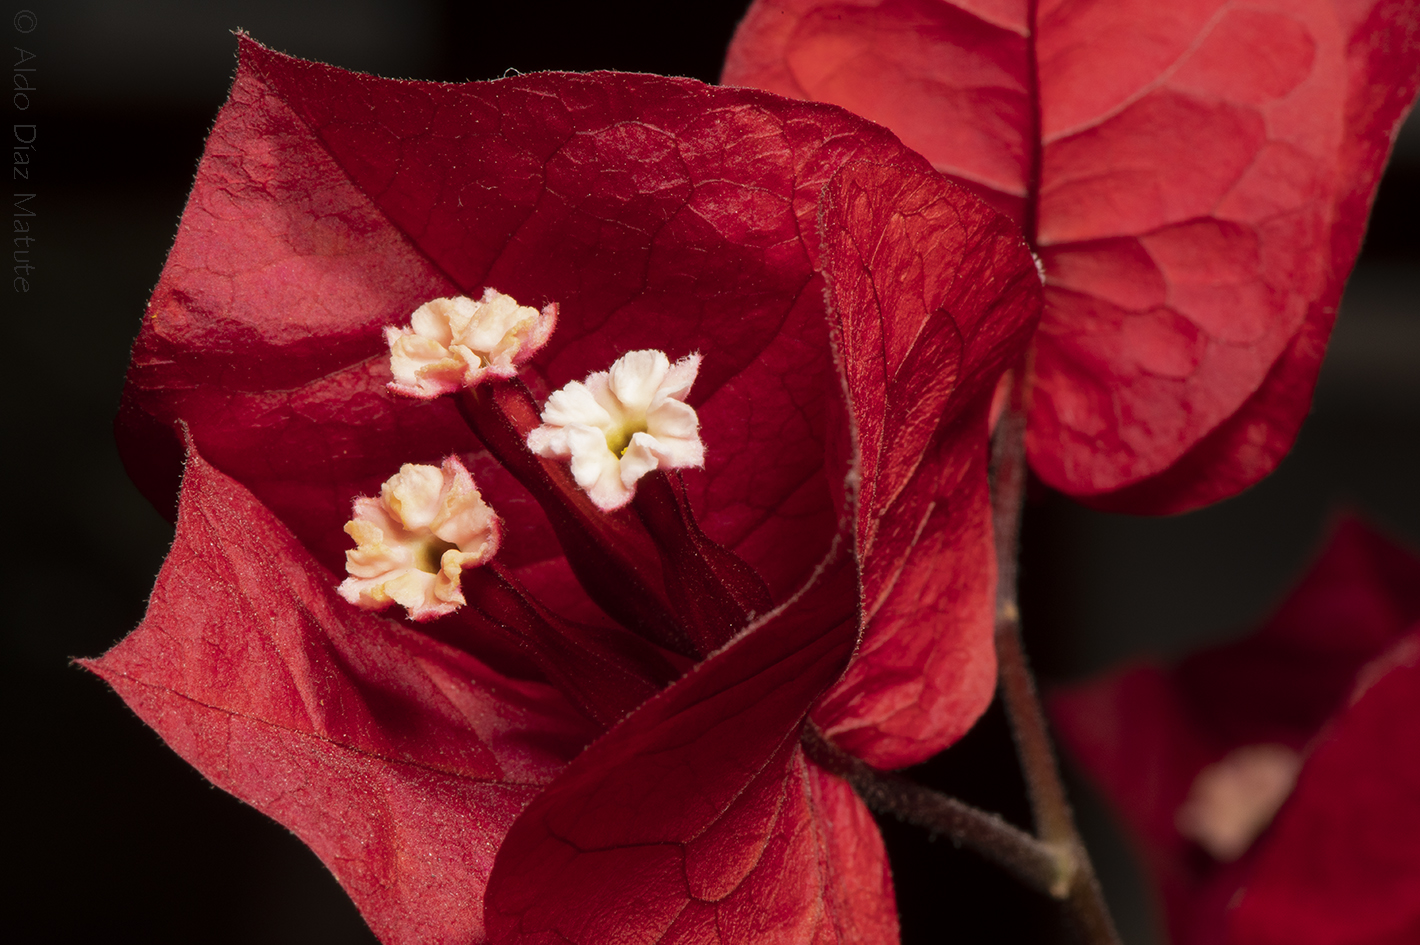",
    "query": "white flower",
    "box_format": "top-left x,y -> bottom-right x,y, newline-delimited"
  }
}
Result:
527,349 -> 705,511
386,288 -> 556,398
337,456 -> 501,621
